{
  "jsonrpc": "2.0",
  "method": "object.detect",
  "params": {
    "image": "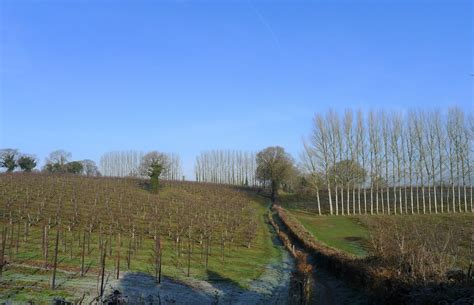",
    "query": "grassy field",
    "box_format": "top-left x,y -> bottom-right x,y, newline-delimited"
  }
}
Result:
0,174 -> 281,302
280,193 -> 474,262
281,193 -> 473,269
286,209 -> 369,257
